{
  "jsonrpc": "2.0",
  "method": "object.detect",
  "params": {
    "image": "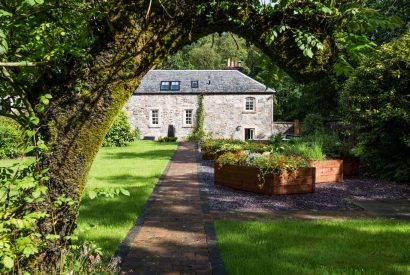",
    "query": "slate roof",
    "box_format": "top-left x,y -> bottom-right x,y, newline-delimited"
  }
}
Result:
134,70 -> 275,94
